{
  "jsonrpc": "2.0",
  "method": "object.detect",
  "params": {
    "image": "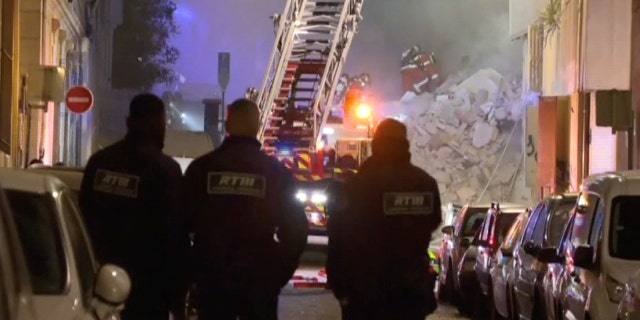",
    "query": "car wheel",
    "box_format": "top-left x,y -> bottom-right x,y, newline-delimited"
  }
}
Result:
472,287 -> 488,320
531,292 -> 545,320
456,290 -> 472,316
489,285 -> 506,320
510,285 -> 520,320
555,300 -> 563,320
438,260 -> 454,302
